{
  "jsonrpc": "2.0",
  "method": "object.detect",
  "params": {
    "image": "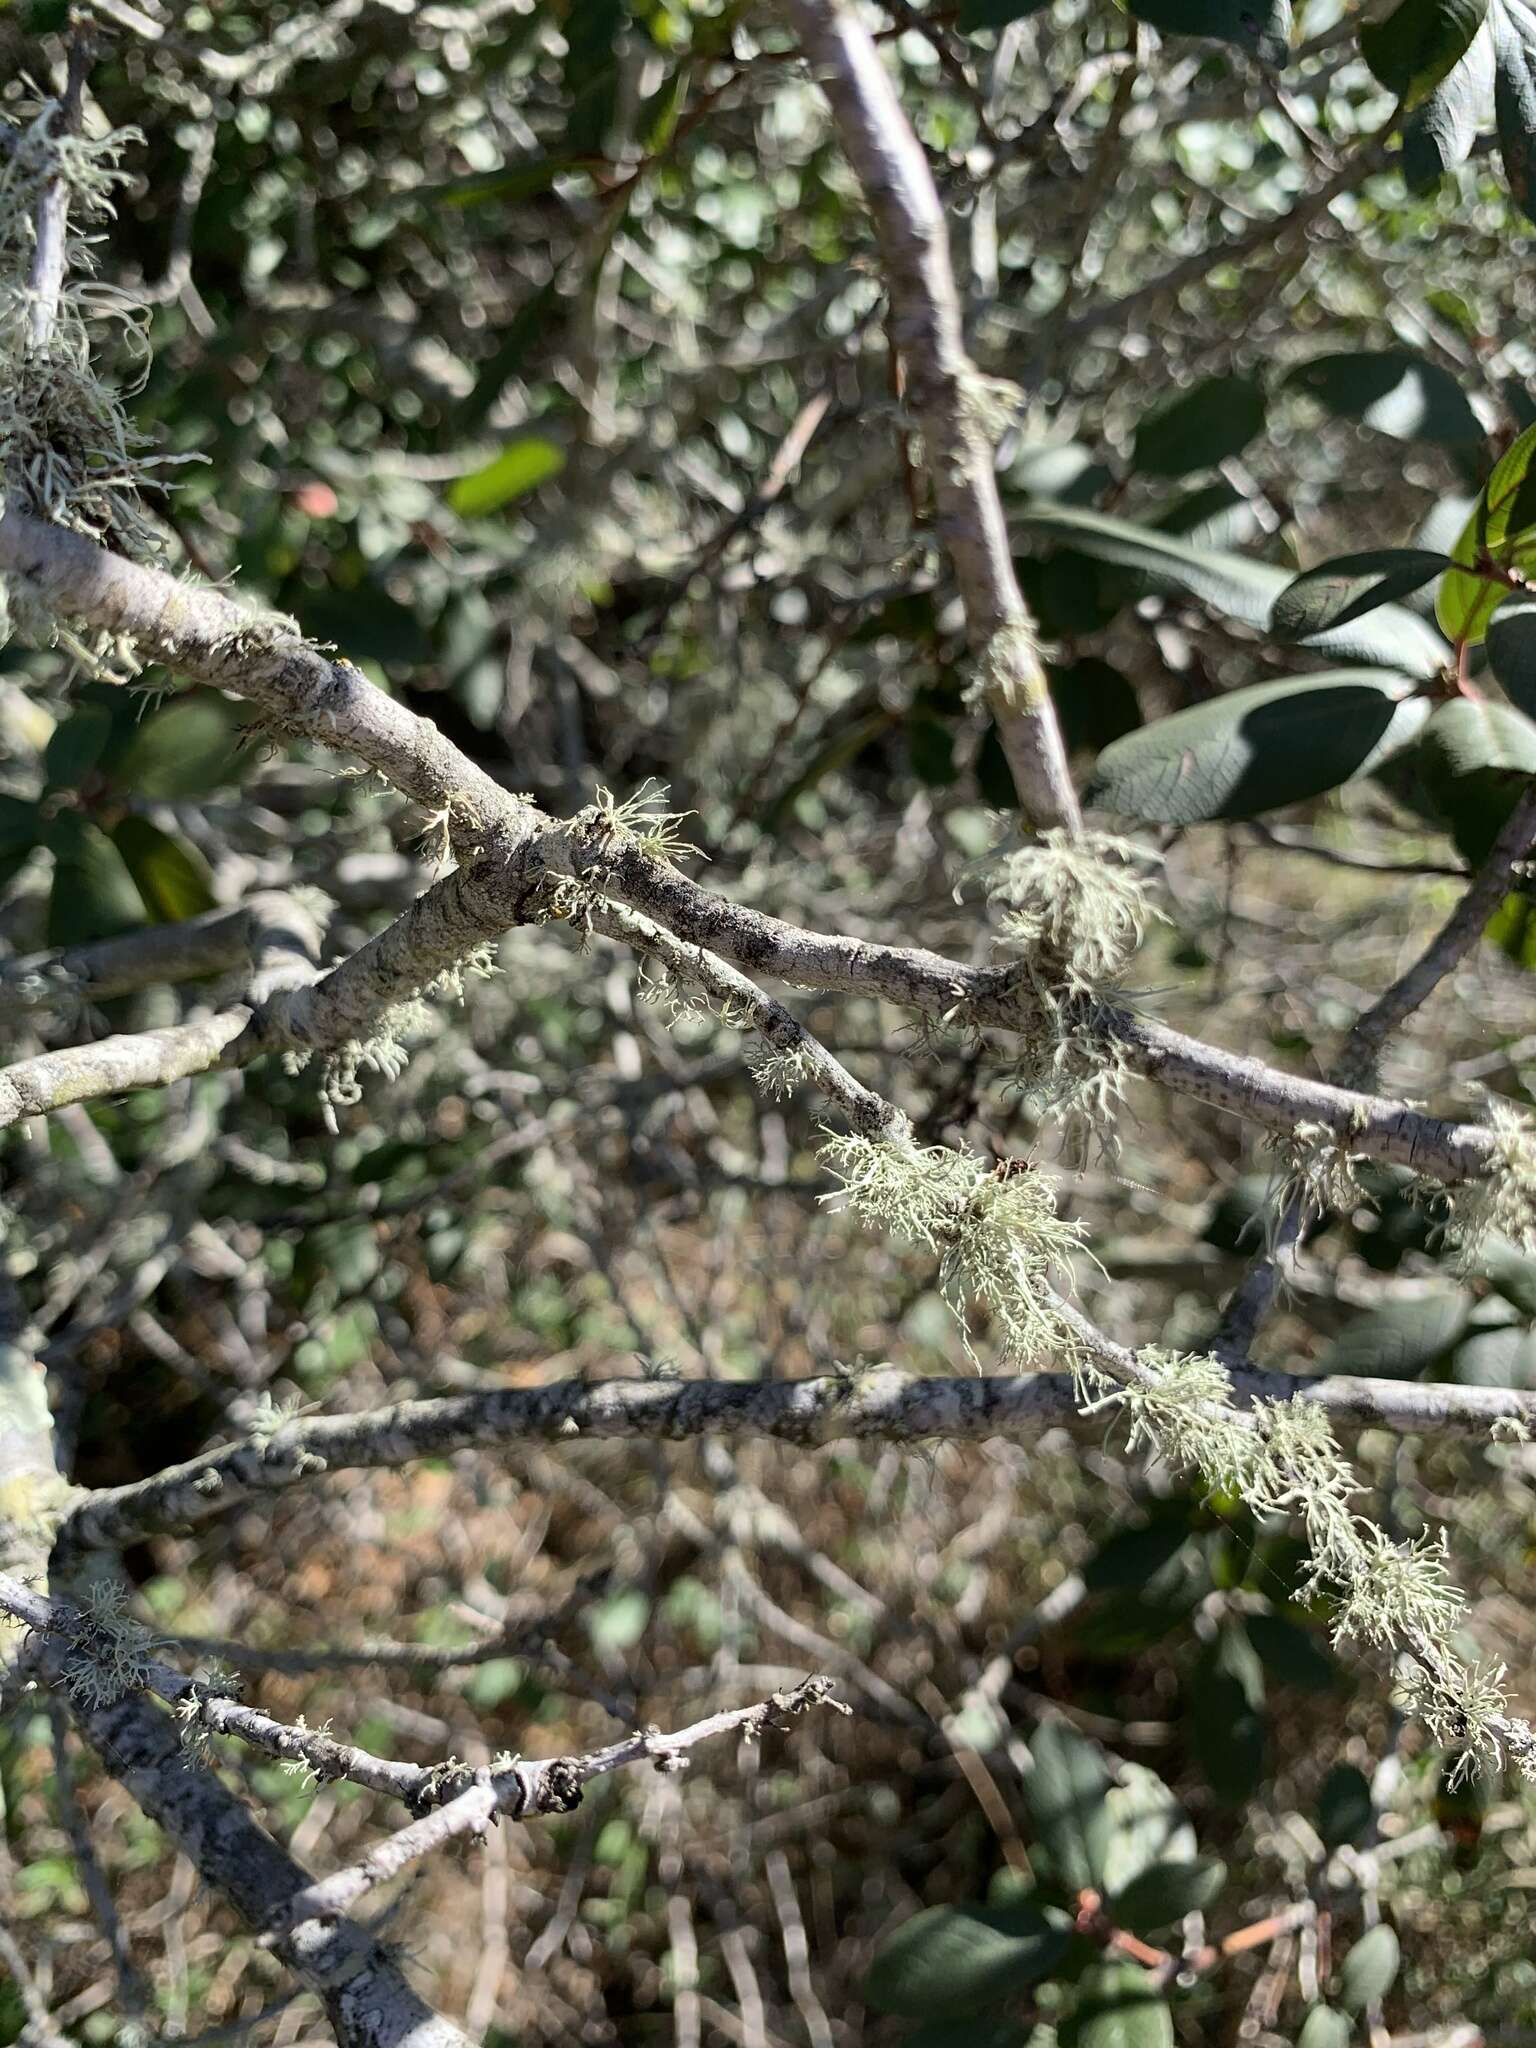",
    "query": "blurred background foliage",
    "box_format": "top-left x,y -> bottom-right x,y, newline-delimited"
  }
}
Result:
7,0 -> 1536,2042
